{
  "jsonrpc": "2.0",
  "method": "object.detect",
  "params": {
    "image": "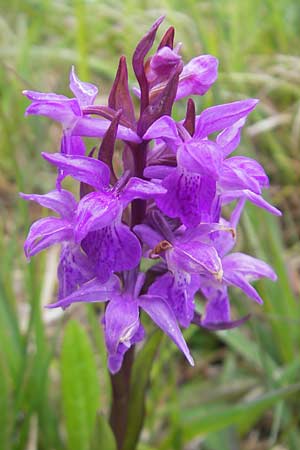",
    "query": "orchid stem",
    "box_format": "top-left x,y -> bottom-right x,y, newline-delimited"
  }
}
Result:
109,346 -> 135,449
